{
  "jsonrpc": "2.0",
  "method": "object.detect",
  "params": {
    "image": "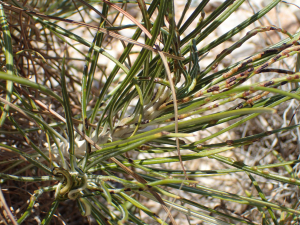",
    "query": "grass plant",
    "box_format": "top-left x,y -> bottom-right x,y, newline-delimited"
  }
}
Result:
0,0 -> 300,224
